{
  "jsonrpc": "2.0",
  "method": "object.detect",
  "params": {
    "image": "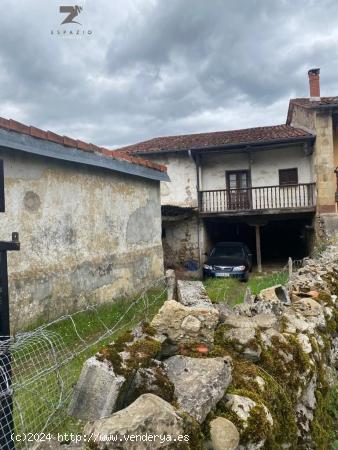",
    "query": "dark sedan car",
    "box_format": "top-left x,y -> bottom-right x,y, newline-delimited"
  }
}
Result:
203,242 -> 253,281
